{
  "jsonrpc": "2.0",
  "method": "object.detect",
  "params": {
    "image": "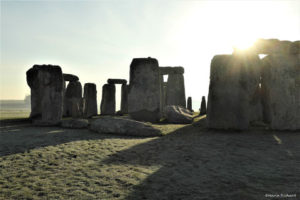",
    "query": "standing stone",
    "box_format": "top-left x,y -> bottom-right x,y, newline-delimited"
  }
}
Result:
159,74 -> 164,116
289,41 -> 300,54
65,81 -> 83,118
165,67 -> 186,108
261,54 -> 300,130
120,84 -> 128,114
200,96 -> 207,115
162,82 -> 167,114
26,65 -> 63,125
128,57 -> 161,122
62,80 -> 67,116
187,97 -> 193,112
83,83 -> 97,118
253,39 -> 299,55
100,83 -> 116,115
207,54 -> 261,130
